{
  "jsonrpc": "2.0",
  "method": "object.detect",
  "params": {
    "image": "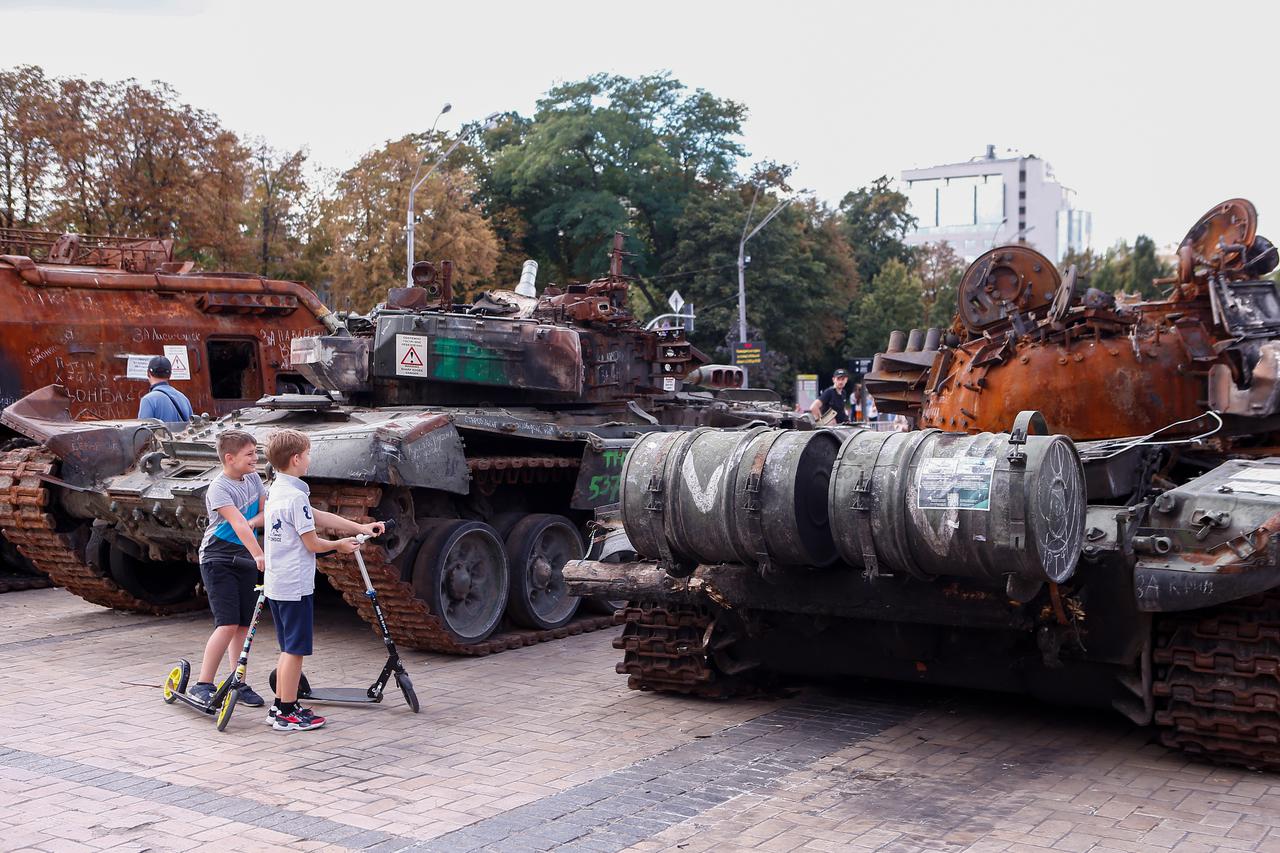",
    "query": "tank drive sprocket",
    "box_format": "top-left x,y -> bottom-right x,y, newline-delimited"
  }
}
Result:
1153,589 -> 1280,771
